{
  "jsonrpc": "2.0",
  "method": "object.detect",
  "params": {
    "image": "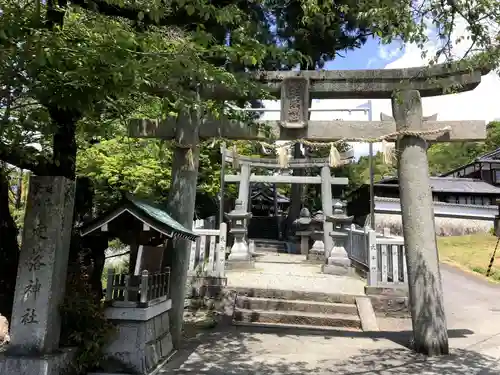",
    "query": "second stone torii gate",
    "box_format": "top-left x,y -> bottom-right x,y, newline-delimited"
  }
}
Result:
130,63 -> 488,355
223,151 -> 351,261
